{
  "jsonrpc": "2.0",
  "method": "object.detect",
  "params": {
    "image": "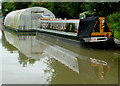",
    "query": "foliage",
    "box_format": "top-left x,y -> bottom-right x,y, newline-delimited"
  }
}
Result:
106,11 -> 120,39
114,30 -> 120,39
84,2 -> 120,17
2,2 -> 120,18
107,12 -> 120,30
58,2 -> 85,19
2,2 -> 16,17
